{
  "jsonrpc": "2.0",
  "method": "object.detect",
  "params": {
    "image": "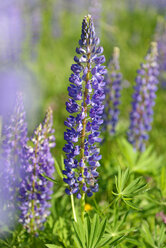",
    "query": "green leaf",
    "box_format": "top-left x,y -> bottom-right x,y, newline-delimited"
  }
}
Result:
84,215 -> 91,247
141,221 -> 156,247
117,138 -> 163,174
123,199 -> 141,210
88,214 -> 98,248
61,154 -> 65,171
121,168 -> 130,193
124,237 -> 141,246
45,245 -> 62,248
98,234 -> 125,247
73,222 -> 84,248
158,224 -> 166,247
73,218 -> 86,248
41,174 -> 60,184
93,217 -> 107,248
54,157 -> 63,179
